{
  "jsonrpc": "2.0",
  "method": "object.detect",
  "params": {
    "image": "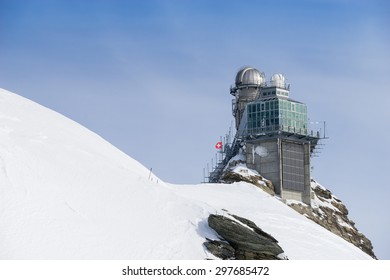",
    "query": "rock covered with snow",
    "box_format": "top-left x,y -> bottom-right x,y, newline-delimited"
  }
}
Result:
220,152 -> 275,195
287,179 -> 376,259
204,212 -> 285,260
